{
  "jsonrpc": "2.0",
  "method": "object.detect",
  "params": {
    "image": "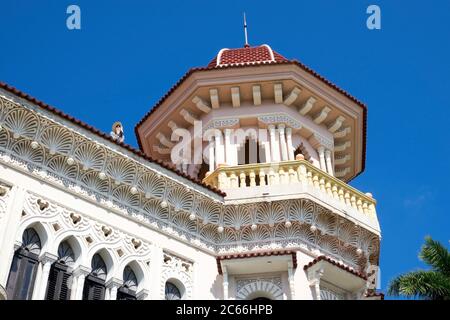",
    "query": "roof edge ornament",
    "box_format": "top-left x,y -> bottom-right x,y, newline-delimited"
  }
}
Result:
216,48 -> 229,66
261,44 -> 275,62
